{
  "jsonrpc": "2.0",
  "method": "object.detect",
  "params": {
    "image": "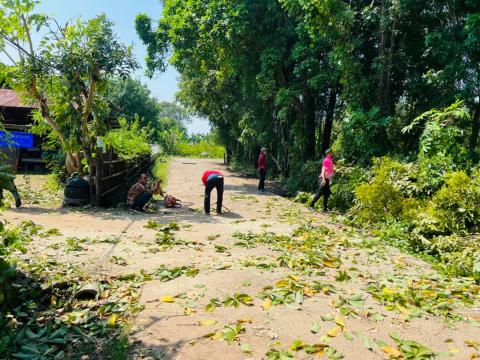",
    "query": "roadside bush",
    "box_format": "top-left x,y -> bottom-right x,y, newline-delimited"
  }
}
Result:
285,160 -> 322,195
352,157 -> 421,224
403,101 -> 472,197
429,235 -> 480,278
345,103 -> 480,278
413,170 -> 480,239
293,191 -> 312,204
0,221 -> 39,313
103,117 -> 152,161
414,155 -> 452,197
329,164 -> 368,212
